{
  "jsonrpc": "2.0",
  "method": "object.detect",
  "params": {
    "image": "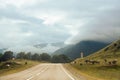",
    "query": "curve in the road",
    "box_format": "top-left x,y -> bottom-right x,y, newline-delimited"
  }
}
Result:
0,63 -> 76,80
